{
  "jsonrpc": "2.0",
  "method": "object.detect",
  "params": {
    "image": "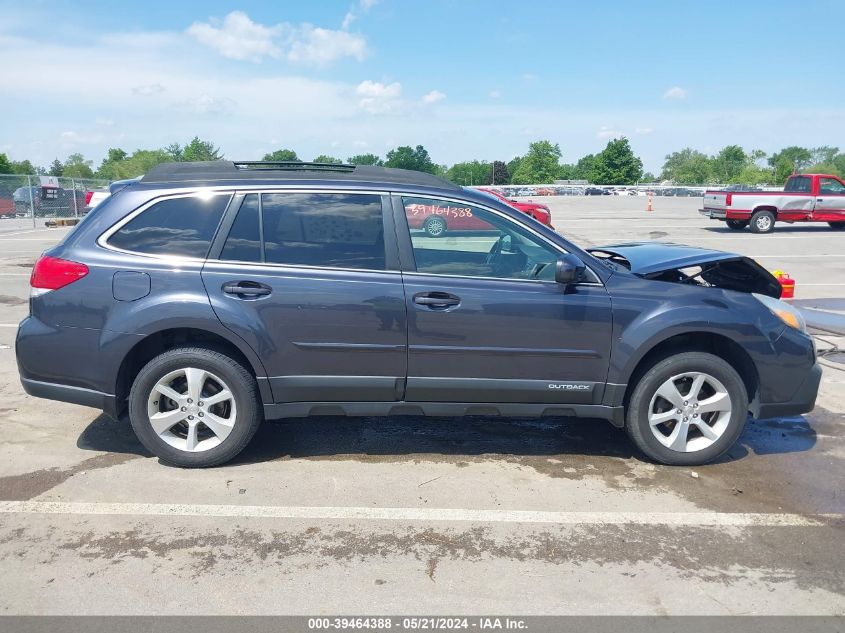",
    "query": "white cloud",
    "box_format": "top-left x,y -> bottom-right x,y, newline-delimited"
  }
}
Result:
422,90 -> 446,104
287,25 -> 367,65
360,0 -> 379,9
132,83 -> 165,96
342,0 -> 378,31
175,94 -> 236,115
187,11 -> 366,65
342,11 -> 356,30
597,126 -> 624,139
489,89 -> 501,99
60,131 -> 103,146
635,127 -> 654,135
187,11 -> 283,62
95,117 -> 114,127
663,86 -> 688,100
356,80 -> 402,114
